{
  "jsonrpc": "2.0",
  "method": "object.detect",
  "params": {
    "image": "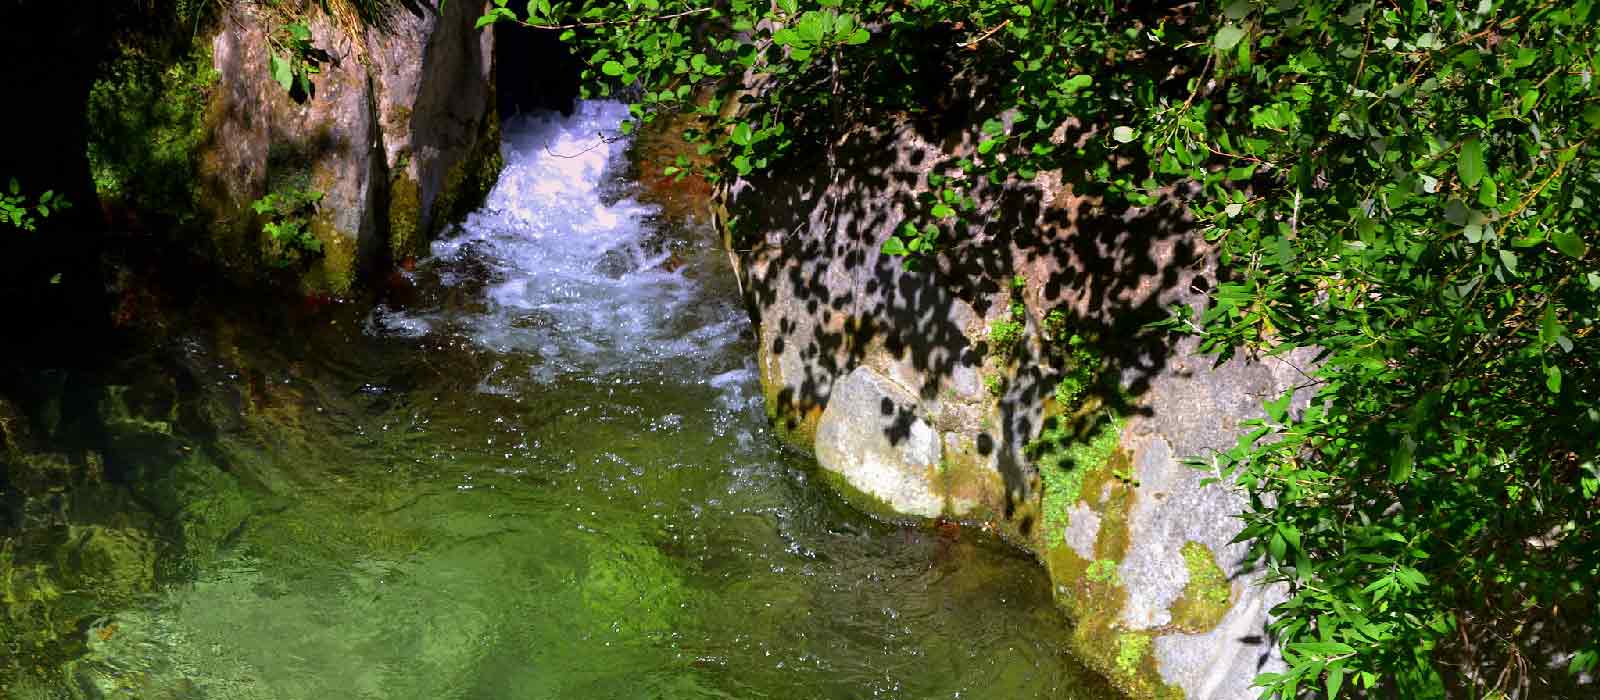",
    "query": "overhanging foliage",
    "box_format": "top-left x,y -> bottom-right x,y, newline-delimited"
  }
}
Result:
479,1 -> 1599,697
